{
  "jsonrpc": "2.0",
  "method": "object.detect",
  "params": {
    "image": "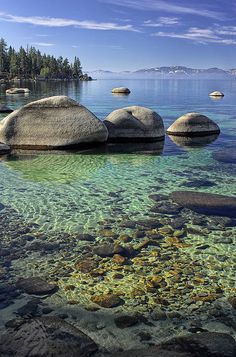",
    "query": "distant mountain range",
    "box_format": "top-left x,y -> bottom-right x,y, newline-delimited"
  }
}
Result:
87,66 -> 236,79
